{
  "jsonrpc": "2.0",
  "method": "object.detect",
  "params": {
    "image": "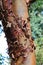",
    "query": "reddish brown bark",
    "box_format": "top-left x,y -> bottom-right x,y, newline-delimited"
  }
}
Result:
0,0 -> 36,65
12,0 -> 36,65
